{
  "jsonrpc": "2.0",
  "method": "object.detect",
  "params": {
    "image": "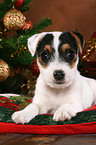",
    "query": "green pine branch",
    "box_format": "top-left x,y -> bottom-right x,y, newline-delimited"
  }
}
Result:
0,0 -> 52,66
0,0 -> 52,95
0,0 -> 32,21
0,17 -> 52,66
0,0 -> 12,21
19,0 -> 32,11
23,17 -> 52,36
